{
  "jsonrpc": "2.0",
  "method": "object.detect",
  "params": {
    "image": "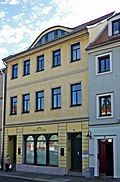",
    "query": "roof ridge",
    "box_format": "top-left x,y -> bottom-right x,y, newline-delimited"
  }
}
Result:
73,11 -> 115,30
